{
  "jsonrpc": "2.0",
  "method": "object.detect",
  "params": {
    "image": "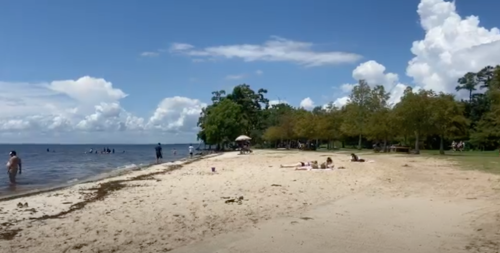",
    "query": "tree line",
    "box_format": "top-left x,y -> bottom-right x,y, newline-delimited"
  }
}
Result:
197,65 -> 500,154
